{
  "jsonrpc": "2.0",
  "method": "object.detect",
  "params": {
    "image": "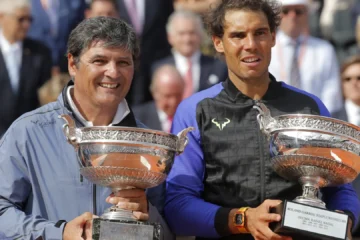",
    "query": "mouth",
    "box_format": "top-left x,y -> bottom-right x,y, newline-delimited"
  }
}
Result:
98,83 -> 120,89
241,57 -> 261,63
